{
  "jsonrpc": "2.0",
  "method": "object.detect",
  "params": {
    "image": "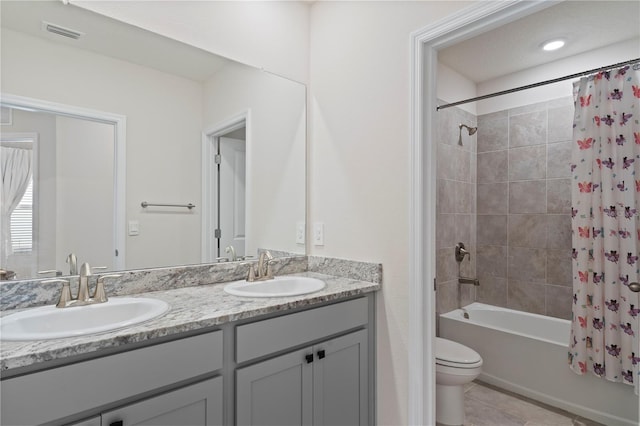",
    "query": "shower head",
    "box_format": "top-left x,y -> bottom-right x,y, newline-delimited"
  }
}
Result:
458,123 -> 478,145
